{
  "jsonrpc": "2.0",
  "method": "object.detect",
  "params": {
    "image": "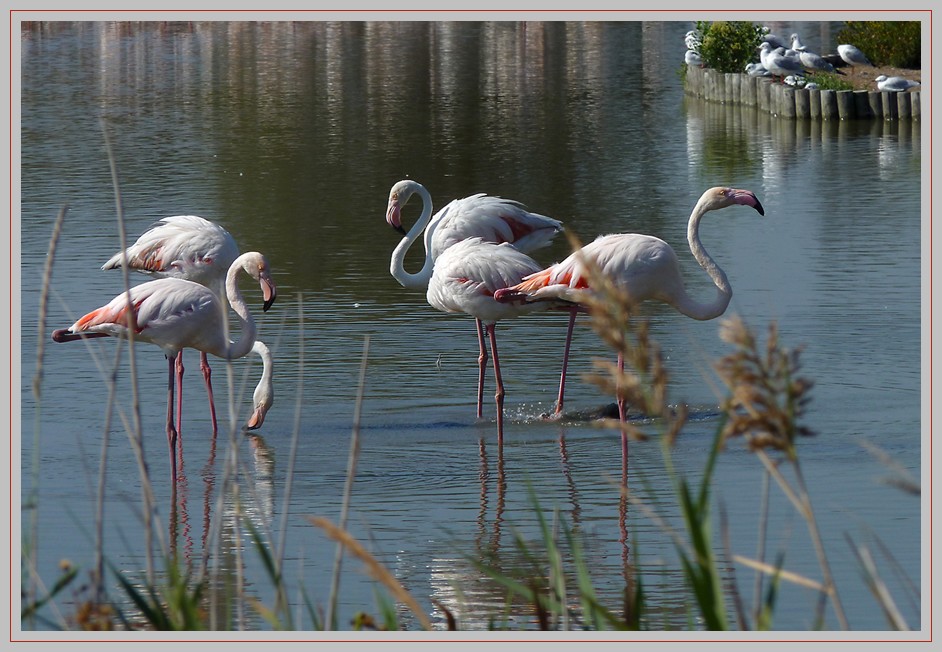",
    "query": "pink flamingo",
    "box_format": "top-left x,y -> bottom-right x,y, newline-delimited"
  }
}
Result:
496,186 -> 765,425
102,215 -> 240,434
386,179 -> 564,418
425,236 -> 553,443
53,252 -> 277,483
